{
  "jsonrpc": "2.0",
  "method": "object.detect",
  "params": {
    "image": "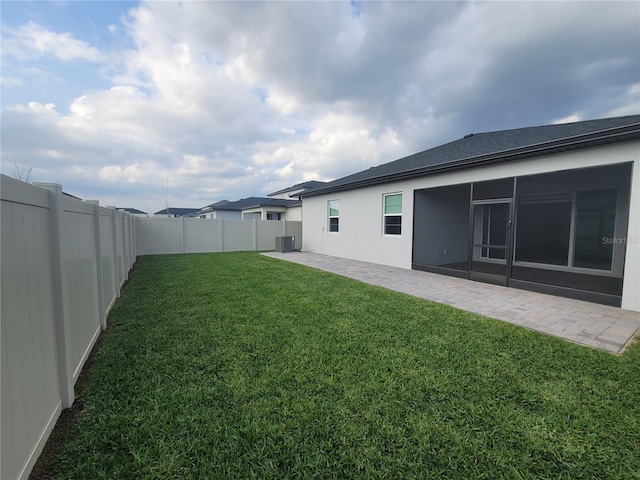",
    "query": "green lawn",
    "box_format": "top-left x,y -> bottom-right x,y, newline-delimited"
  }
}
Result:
49,252 -> 639,479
